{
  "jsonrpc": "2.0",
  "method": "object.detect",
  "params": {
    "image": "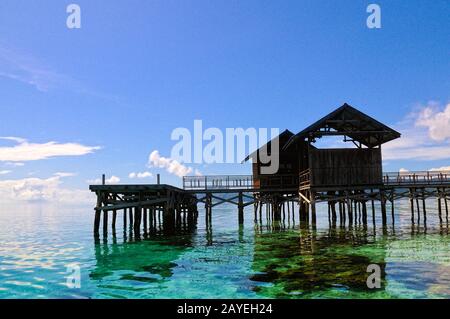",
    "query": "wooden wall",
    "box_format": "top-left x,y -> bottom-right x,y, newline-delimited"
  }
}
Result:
309,148 -> 382,187
252,136 -> 304,189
